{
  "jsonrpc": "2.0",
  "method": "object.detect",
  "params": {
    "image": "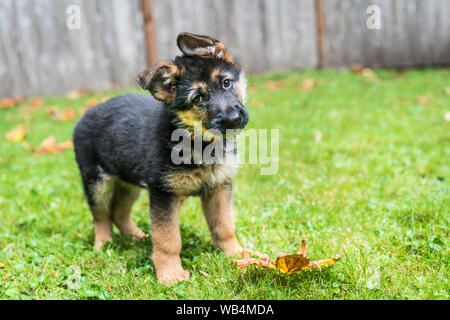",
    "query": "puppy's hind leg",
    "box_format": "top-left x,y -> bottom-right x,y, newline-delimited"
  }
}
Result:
112,182 -> 148,240
89,174 -> 116,250
92,207 -> 113,251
